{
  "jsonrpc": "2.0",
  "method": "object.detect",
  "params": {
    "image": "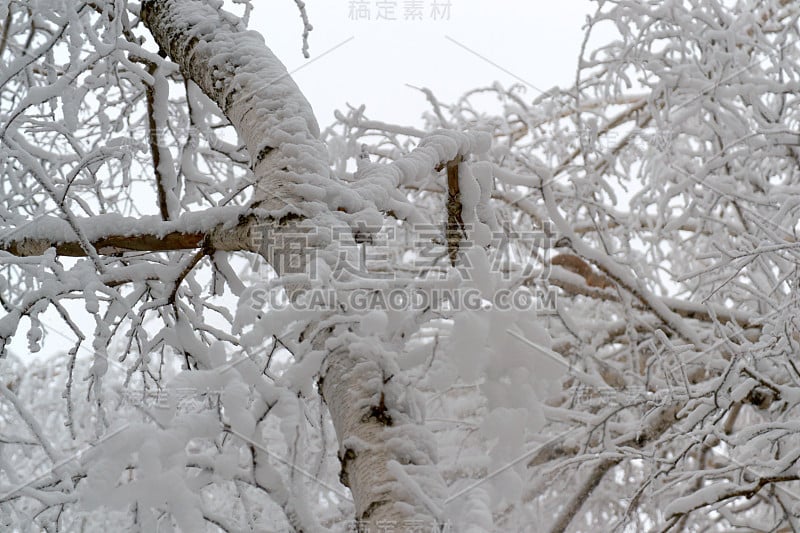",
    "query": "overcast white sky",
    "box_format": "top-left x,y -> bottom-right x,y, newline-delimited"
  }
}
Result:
251,1 -> 609,129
